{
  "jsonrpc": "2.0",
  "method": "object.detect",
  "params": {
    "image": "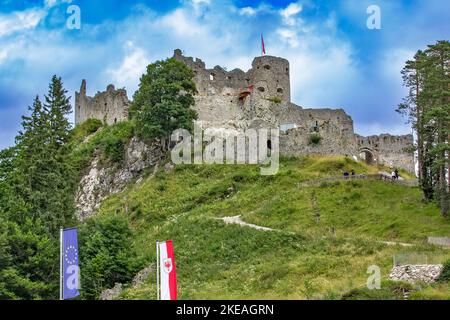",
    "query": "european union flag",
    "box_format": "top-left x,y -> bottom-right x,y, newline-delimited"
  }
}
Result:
61,227 -> 80,300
